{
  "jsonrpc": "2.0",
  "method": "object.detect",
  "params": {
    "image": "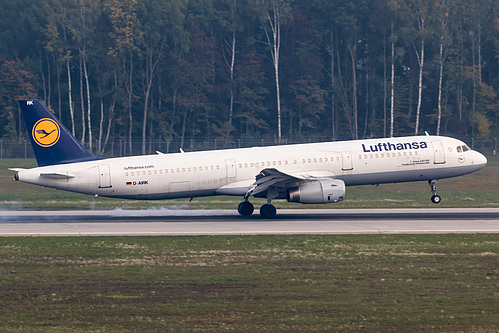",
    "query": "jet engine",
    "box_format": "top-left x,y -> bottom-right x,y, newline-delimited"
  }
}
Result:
286,179 -> 345,204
